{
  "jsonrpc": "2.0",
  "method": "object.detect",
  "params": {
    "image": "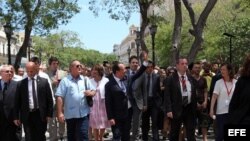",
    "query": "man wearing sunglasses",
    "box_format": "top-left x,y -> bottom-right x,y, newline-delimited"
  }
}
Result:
0,65 -> 21,141
56,60 -> 96,141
